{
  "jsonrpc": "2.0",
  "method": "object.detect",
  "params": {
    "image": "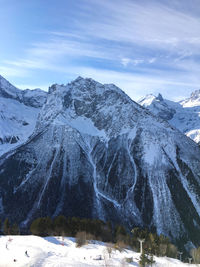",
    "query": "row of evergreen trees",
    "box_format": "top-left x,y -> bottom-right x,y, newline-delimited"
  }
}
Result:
30,216 -> 113,242
29,215 -> 178,258
0,218 -> 20,235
